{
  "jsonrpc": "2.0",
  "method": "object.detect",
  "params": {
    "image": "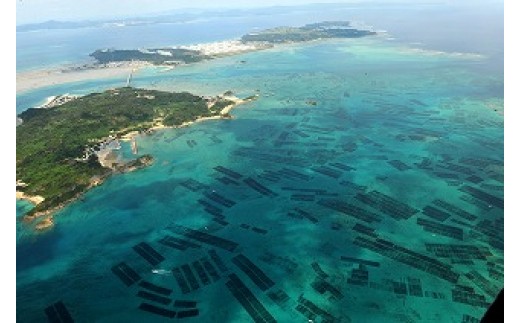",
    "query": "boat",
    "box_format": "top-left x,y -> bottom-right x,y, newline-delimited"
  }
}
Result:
152,269 -> 172,275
